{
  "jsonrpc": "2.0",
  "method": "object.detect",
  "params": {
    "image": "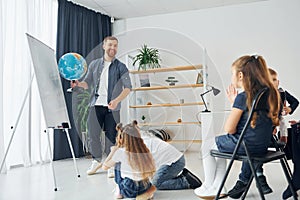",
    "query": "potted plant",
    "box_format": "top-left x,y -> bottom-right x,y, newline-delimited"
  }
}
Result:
73,87 -> 90,154
132,45 -> 161,87
133,44 -> 161,71
141,115 -> 146,124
